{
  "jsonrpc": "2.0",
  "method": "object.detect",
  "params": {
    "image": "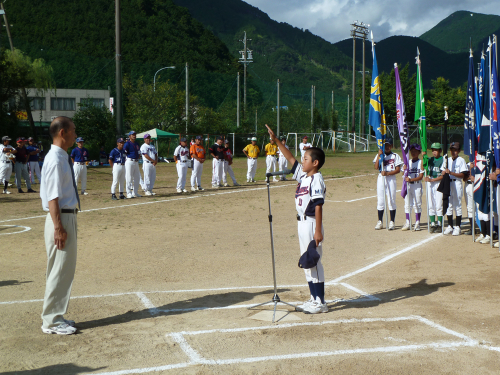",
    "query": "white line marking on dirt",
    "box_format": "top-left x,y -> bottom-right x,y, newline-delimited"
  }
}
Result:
0,225 -> 31,236
0,174 -> 376,224
170,333 -> 205,363
96,363 -> 191,375
325,190 -> 401,203
340,283 -> 380,301
135,292 -> 159,315
481,345 -> 500,352
413,315 -> 477,343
